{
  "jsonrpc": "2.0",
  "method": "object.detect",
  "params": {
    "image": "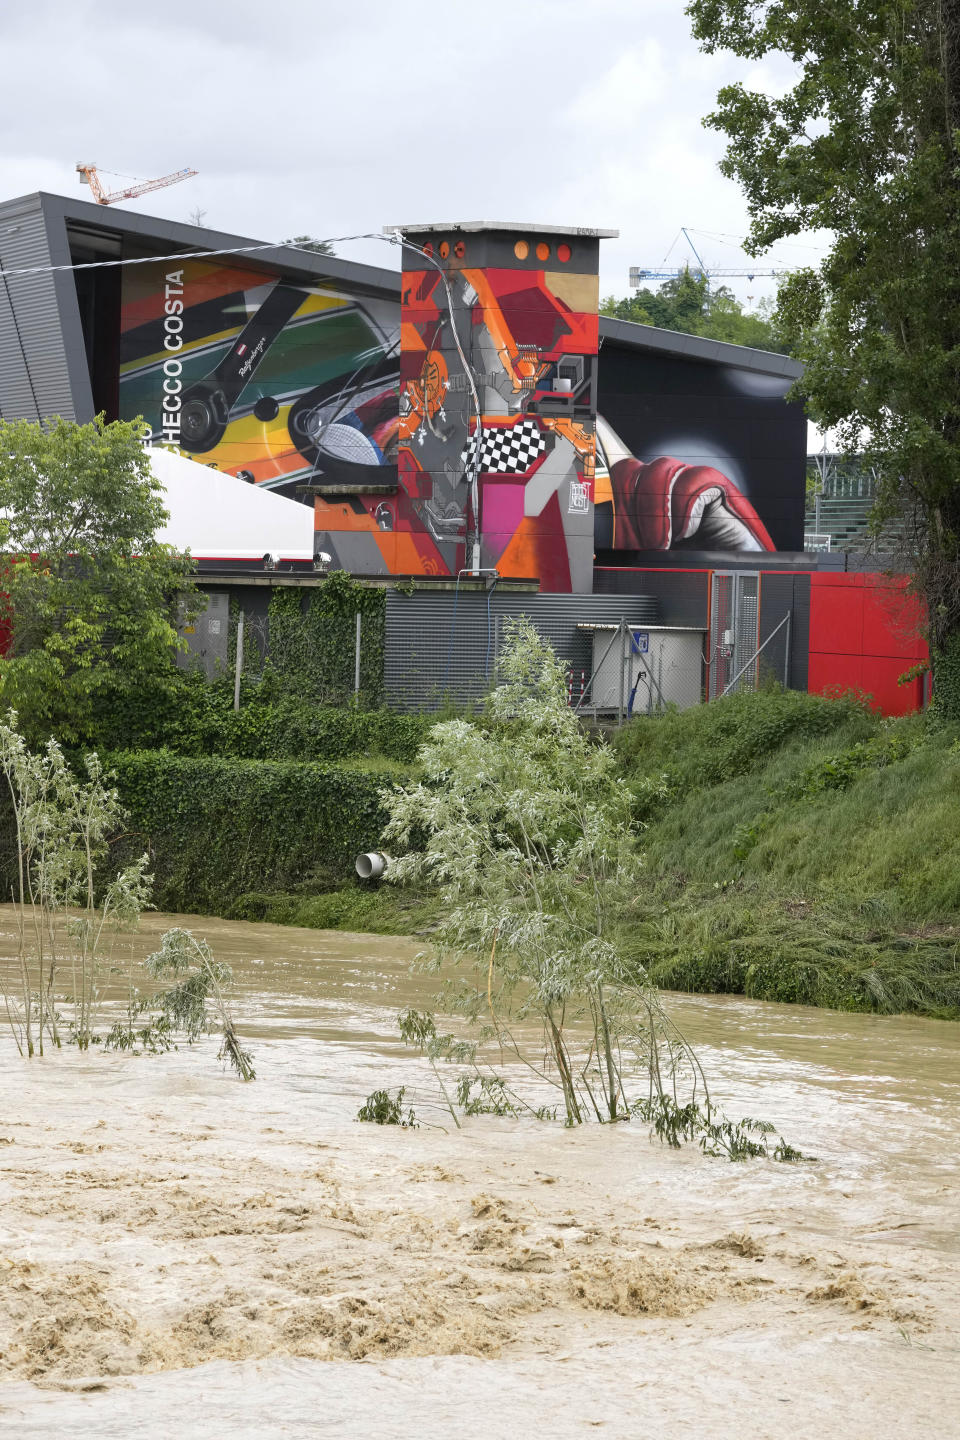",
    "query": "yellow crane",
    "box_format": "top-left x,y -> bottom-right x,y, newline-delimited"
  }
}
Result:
75,163 -> 198,206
